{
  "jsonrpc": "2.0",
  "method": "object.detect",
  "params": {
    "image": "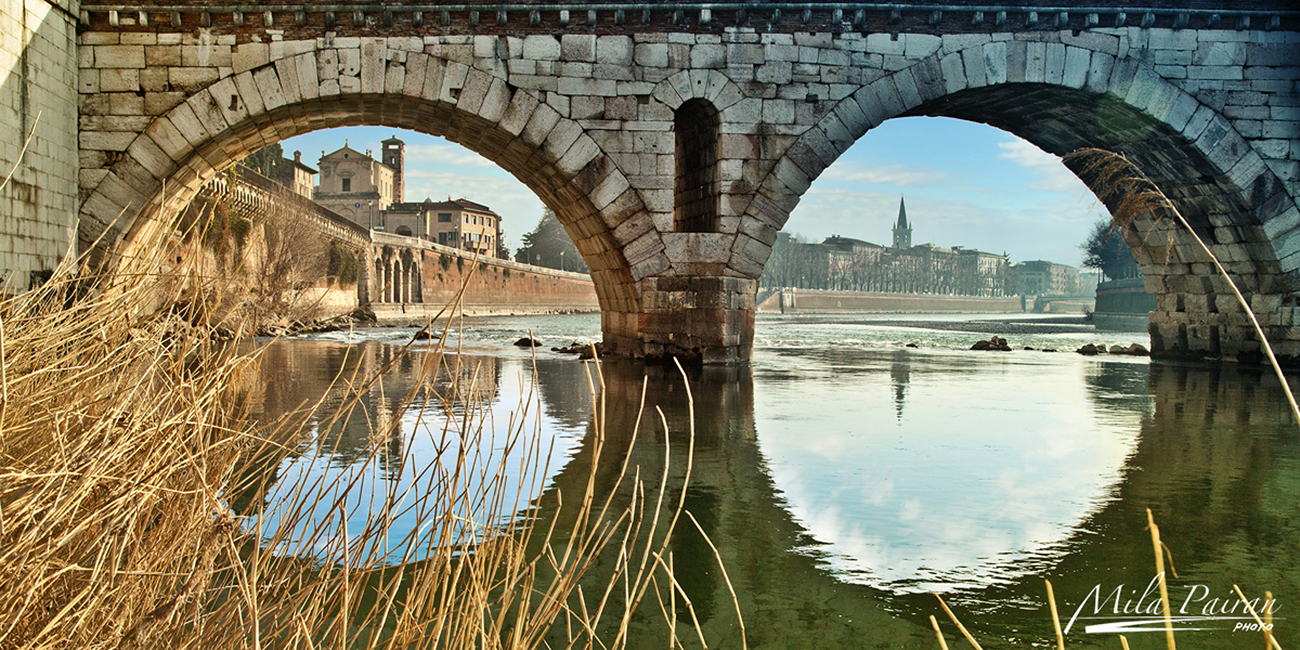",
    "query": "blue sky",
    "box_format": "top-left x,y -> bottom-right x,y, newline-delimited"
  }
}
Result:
281,117 -> 1106,267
